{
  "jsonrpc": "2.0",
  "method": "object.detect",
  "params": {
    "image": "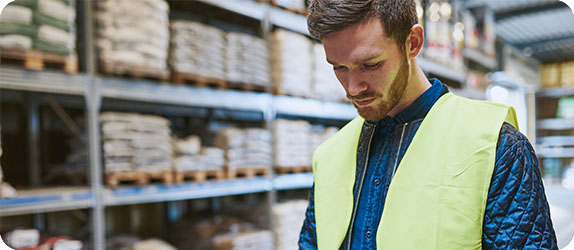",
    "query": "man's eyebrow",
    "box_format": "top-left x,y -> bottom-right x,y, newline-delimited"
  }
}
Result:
326,53 -> 386,66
